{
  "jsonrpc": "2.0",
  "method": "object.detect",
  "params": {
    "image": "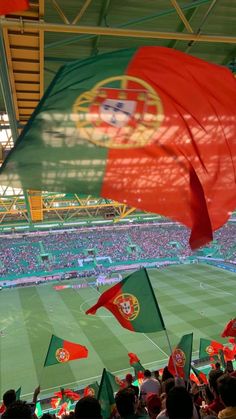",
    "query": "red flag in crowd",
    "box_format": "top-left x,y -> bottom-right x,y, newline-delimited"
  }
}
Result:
221,318 -> 236,338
